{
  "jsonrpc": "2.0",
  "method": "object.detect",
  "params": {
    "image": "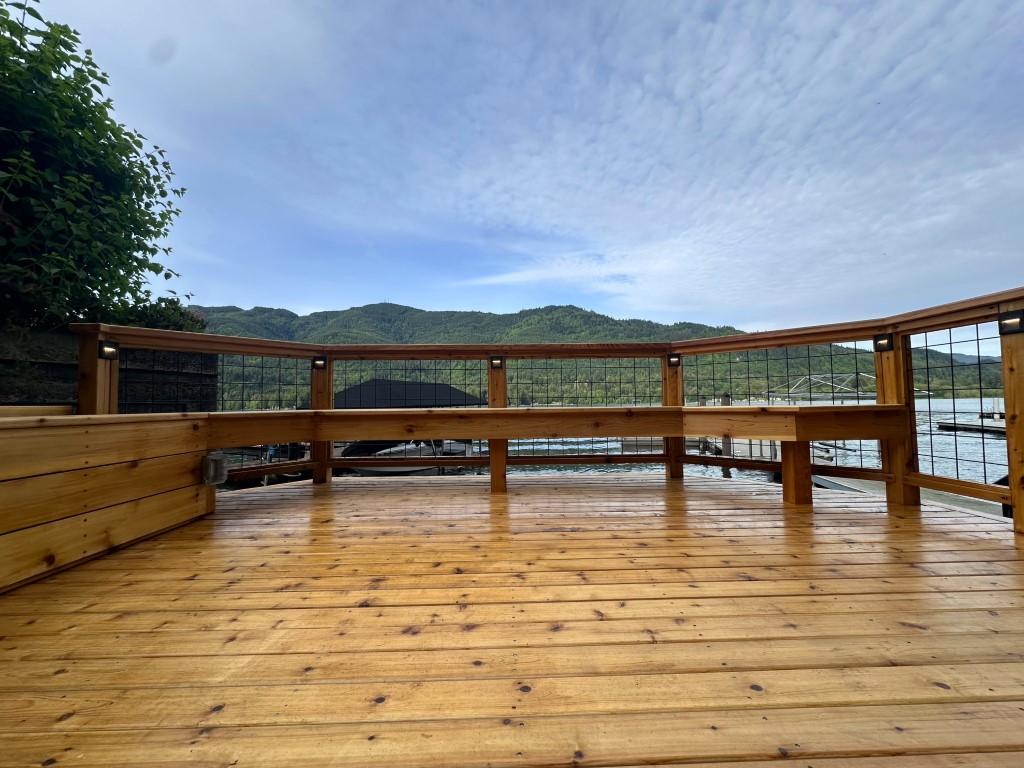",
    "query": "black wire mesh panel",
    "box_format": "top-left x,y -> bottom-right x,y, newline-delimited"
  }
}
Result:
0,329 -> 78,407
332,359 -> 489,468
119,348 -> 218,414
910,323 -> 1007,485
217,354 -> 310,411
682,341 -> 882,470
684,341 -> 878,405
121,348 -> 301,474
334,360 -> 487,408
213,354 -> 313,471
506,358 -> 662,461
